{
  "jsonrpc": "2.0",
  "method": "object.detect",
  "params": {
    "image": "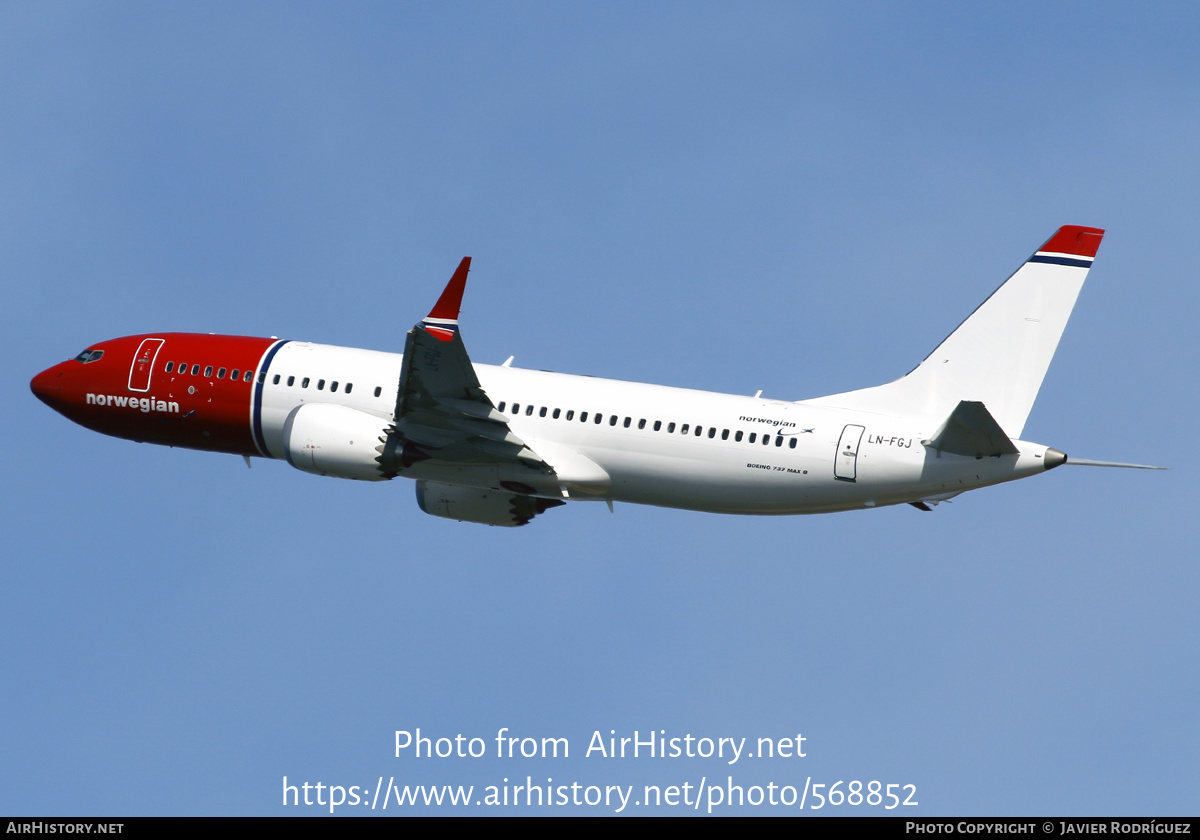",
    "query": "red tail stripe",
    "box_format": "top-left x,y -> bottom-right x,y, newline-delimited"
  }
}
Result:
1039,226 -> 1105,258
